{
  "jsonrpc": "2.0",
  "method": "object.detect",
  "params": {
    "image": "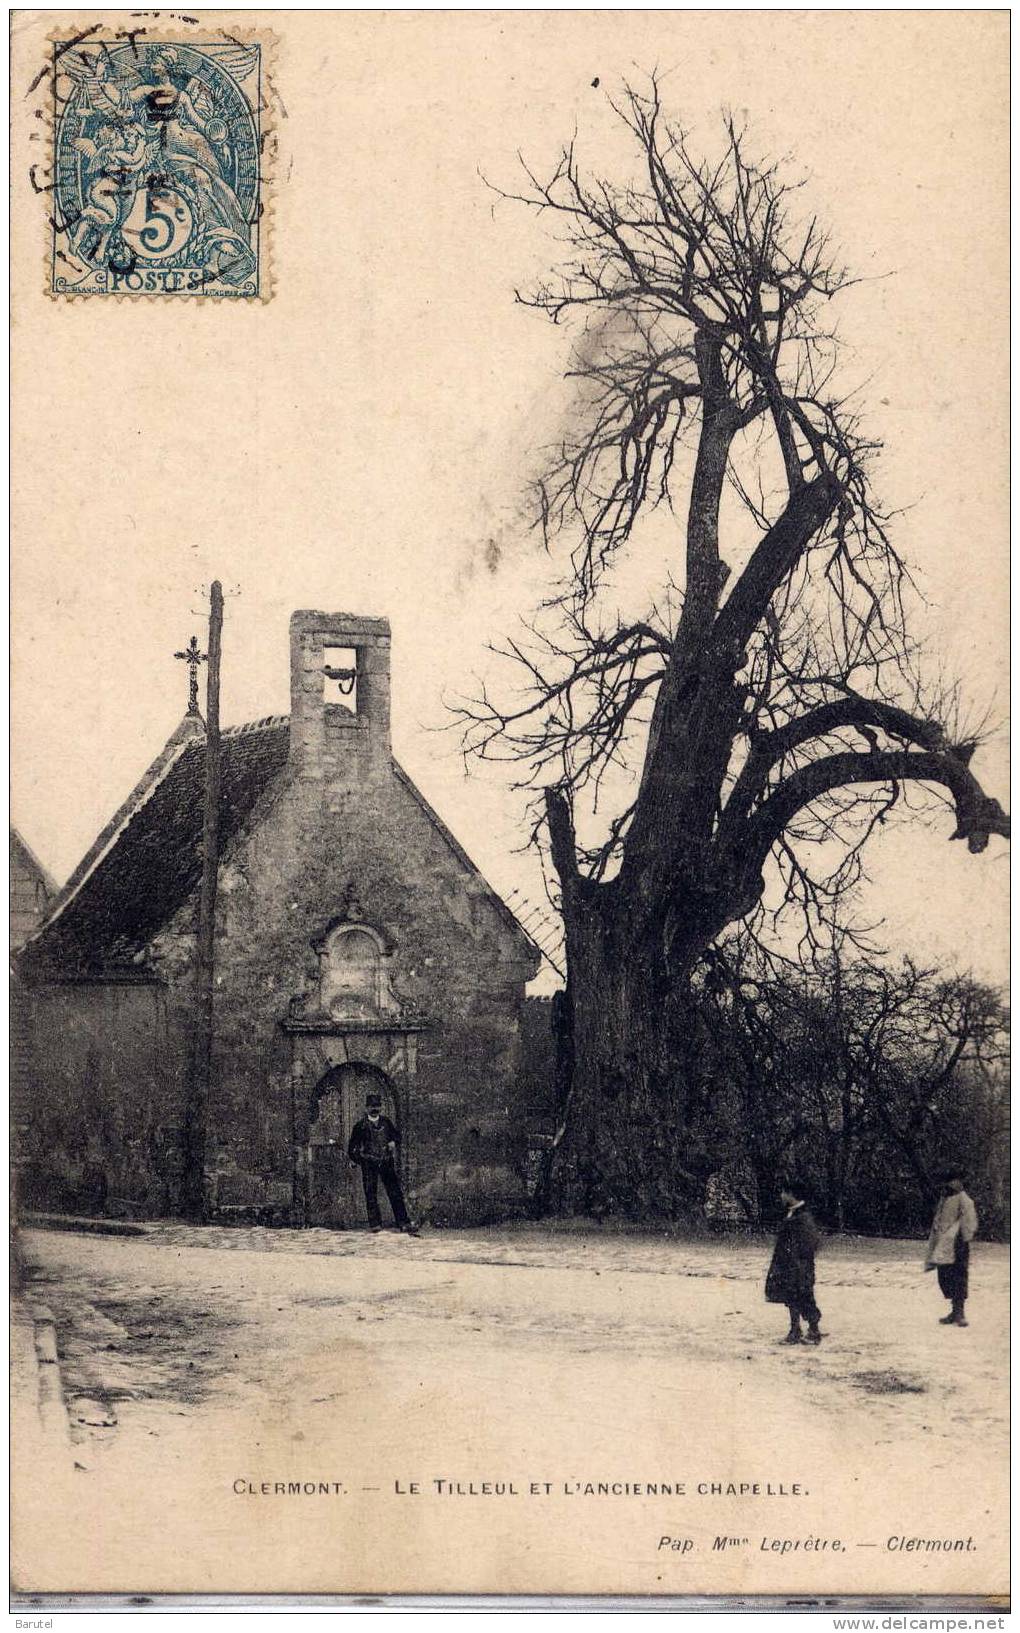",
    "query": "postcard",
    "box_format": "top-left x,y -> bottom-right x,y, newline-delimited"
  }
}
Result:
10,9 -> 1008,1605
